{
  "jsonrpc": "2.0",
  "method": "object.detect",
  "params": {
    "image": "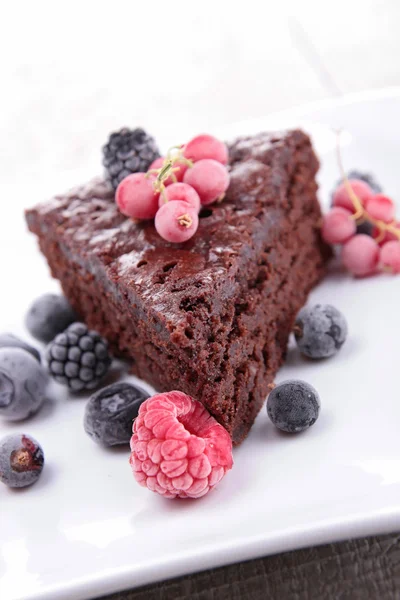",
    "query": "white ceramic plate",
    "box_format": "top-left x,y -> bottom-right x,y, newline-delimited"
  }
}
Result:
1,89 -> 400,600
